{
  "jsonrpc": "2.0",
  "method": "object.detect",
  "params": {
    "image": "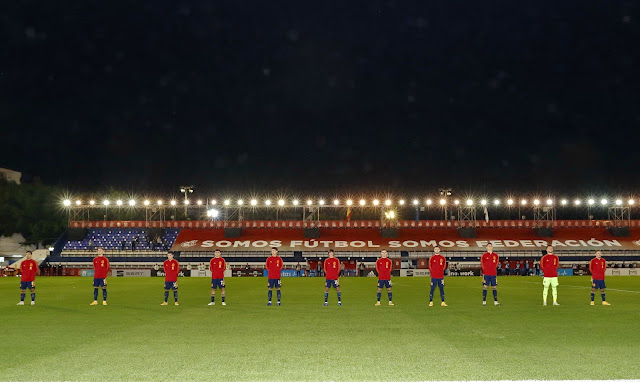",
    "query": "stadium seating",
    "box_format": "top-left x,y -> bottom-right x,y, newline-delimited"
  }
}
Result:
62,228 -> 179,252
